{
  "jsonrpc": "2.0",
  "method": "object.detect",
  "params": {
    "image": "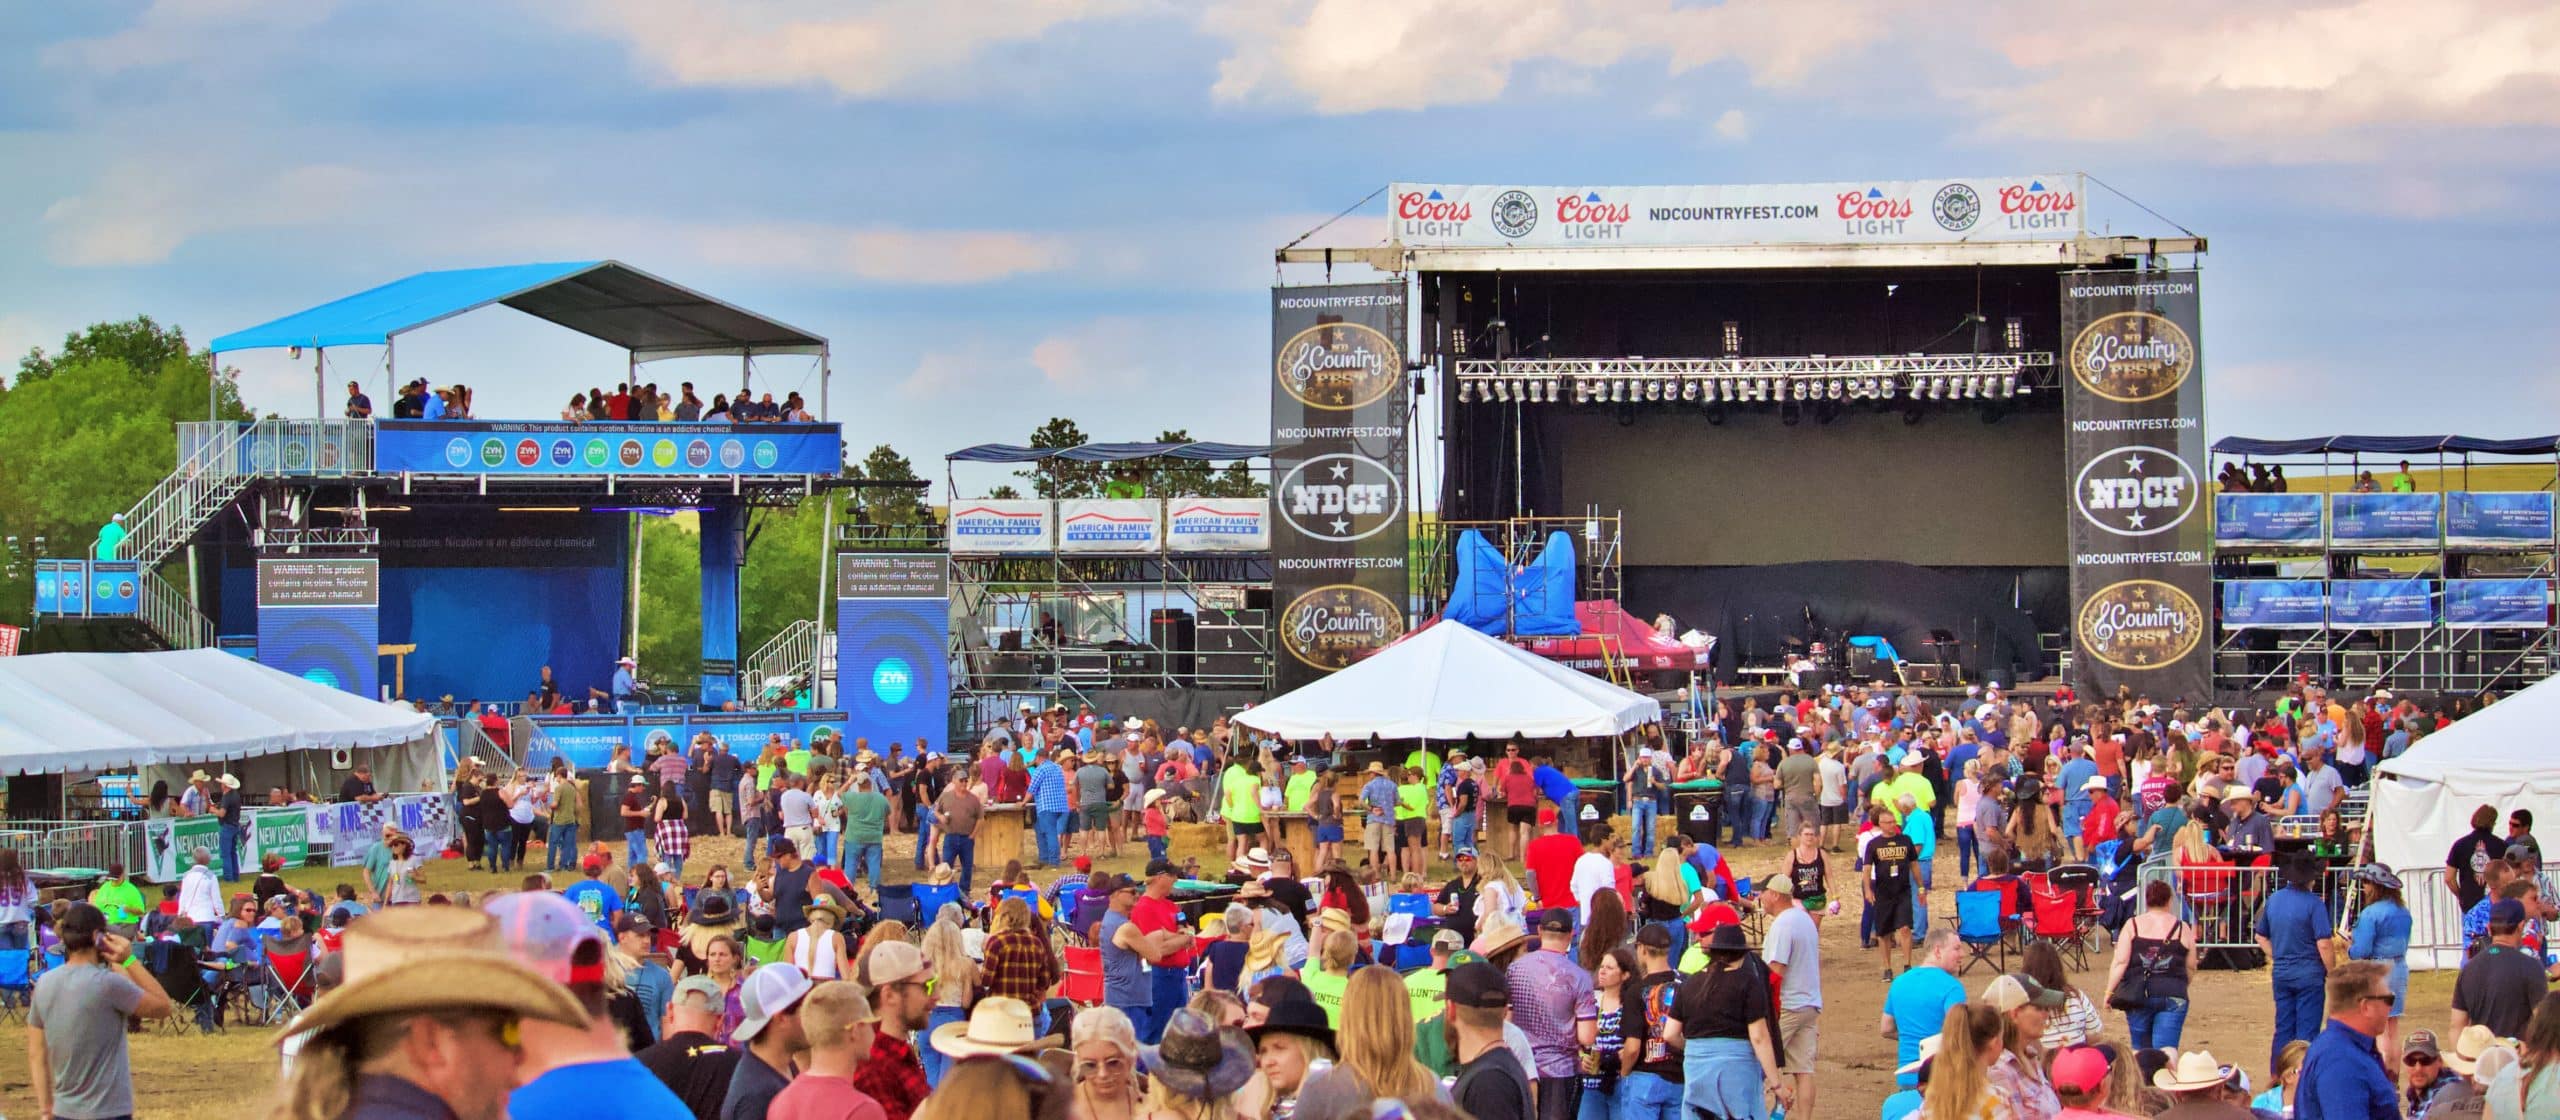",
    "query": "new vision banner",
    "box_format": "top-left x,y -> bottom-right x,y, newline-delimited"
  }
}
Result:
2063,270 -> 2211,702
1271,283 -> 1410,695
